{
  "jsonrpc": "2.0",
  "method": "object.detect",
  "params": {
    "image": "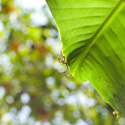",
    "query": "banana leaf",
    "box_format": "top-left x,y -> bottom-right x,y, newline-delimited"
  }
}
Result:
46,0 -> 125,115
